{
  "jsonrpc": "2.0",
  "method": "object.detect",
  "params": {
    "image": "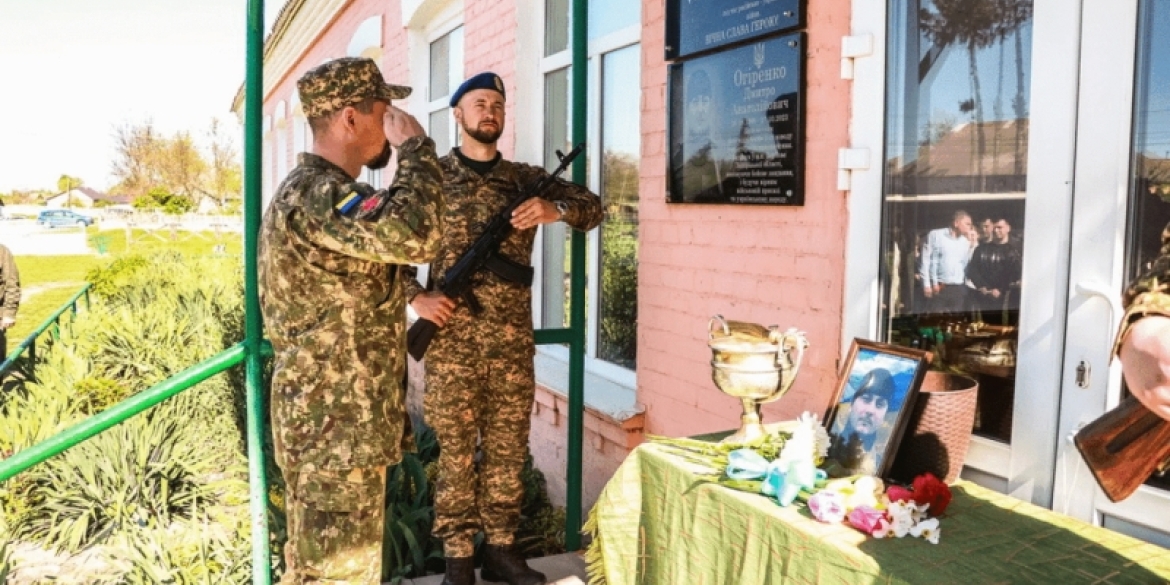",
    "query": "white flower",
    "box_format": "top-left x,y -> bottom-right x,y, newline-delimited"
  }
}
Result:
778,413 -> 821,467
797,411 -> 832,460
910,502 -> 930,523
911,517 -> 941,544
871,518 -> 894,539
886,501 -> 915,538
